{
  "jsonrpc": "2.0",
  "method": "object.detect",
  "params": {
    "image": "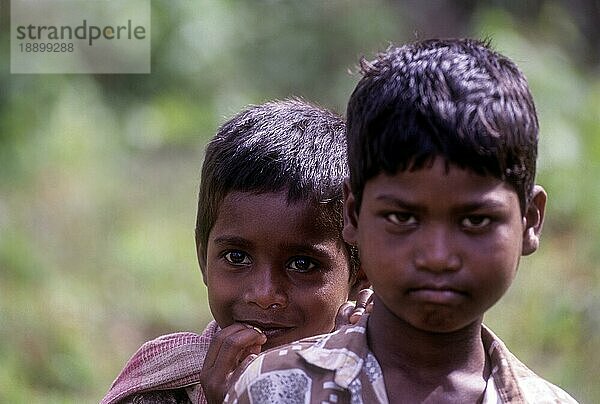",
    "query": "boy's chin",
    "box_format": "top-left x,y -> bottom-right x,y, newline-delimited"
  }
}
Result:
405,314 -> 484,335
